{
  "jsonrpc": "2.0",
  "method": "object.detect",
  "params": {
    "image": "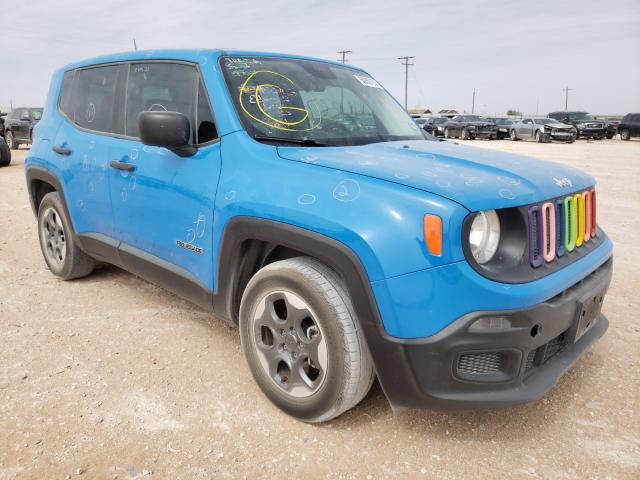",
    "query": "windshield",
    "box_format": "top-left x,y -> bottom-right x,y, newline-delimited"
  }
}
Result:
433,117 -> 448,124
494,118 -> 512,125
30,108 -> 43,120
221,56 -> 424,146
569,112 -> 594,121
534,118 -> 559,124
